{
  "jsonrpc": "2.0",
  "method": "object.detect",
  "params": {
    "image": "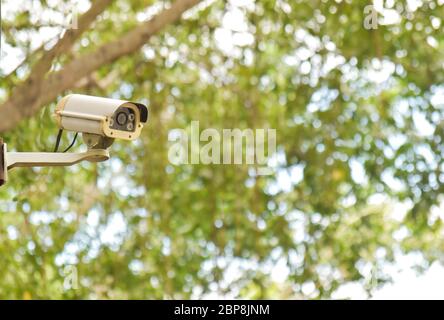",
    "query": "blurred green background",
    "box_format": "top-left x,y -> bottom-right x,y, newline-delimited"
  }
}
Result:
1,0 -> 444,299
